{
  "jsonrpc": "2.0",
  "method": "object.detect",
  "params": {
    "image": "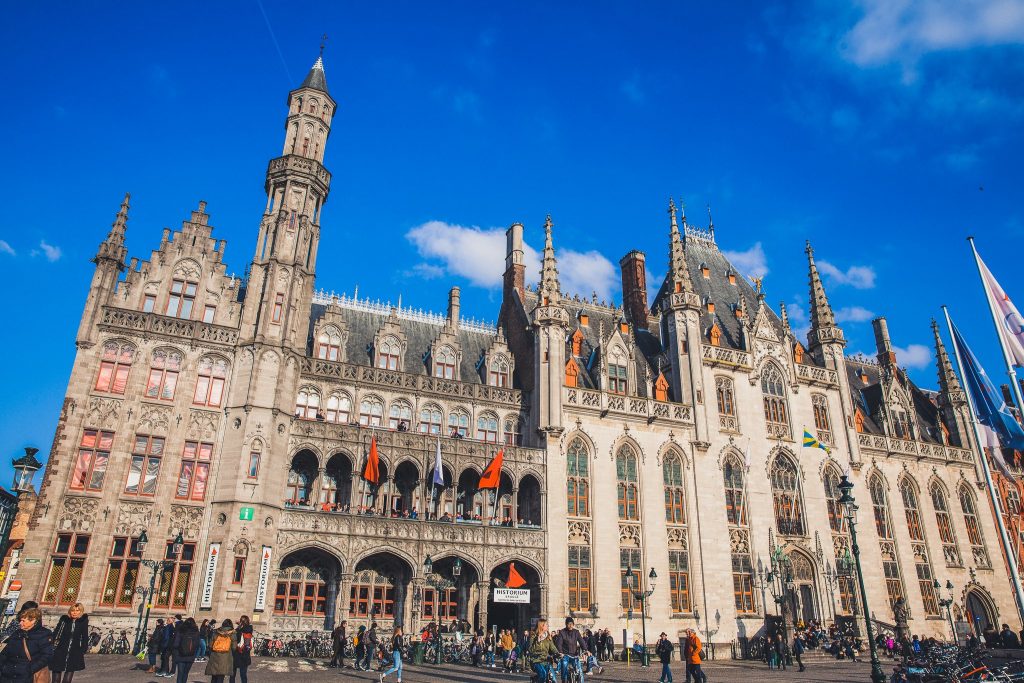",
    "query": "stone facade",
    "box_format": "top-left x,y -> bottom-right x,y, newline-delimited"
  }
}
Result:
14,55 -> 1021,647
